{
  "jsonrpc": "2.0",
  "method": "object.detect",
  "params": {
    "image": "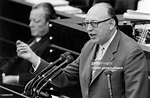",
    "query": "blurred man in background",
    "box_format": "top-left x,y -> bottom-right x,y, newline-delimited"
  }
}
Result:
2,2 -> 57,85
